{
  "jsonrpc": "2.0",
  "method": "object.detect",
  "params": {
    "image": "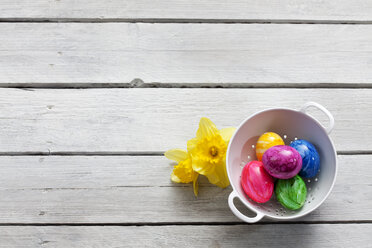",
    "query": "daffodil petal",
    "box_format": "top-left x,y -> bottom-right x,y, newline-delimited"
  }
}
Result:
219,127 -> 236,143
192,158 -> 215,175
165,149 -> 188,163
187,138 -> 198,152
211,160 -> 230,188
196,117 -> 219,139
206,171 -> 220,184
171,172 -> 182,183
193,173 -> 199,196
214,179 -> 230,188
